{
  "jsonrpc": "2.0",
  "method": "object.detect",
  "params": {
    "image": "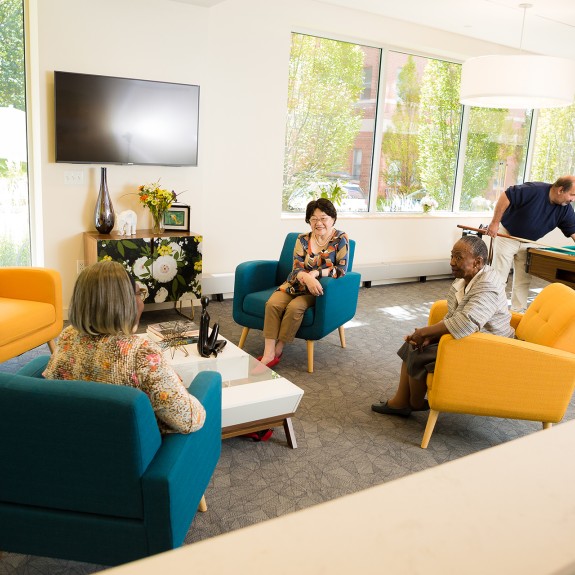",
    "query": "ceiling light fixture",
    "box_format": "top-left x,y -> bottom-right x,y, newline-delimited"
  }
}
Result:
459,3 -> 575,109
